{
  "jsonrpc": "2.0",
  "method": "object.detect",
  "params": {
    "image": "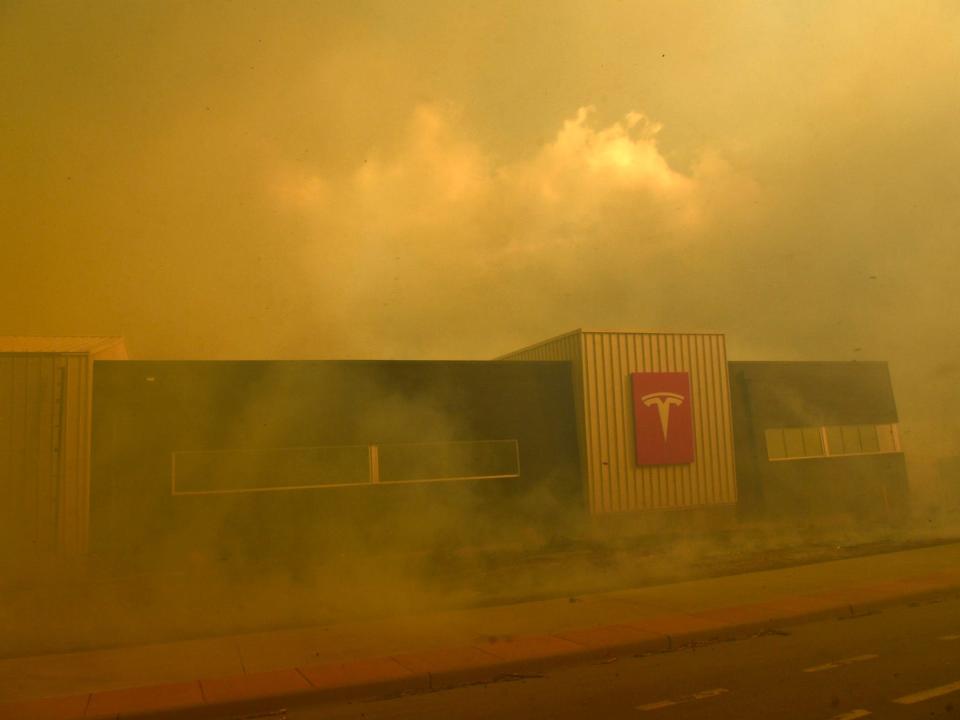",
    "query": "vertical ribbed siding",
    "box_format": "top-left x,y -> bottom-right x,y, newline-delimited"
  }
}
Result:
0,353 -> 93,554
500,330 -> 737,514
581,332 -> 736,513
59,355 -> 91,554
0,355 -> 61,549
